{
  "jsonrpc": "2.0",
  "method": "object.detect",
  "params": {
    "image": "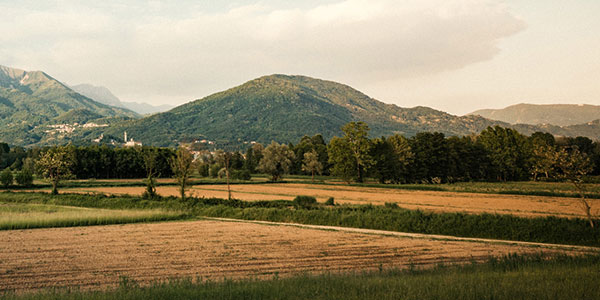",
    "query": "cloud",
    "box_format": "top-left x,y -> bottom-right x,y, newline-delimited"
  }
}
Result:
0,0 -> 525,105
